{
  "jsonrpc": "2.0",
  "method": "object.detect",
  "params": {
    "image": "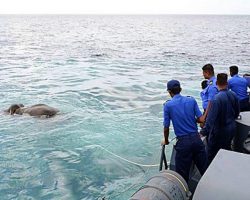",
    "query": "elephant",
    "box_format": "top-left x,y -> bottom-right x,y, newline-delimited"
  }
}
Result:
5,104 -> 59,117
